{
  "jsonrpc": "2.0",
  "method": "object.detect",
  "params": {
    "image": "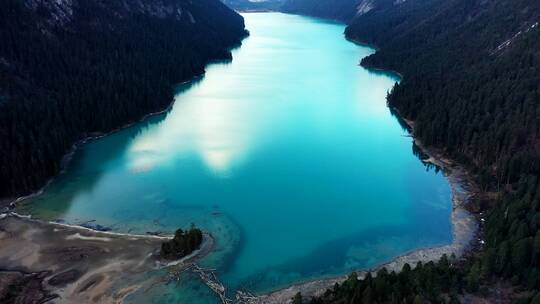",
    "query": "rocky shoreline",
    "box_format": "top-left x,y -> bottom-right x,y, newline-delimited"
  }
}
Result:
0,24 -> 483,304
242,37 -> 480,303
0,213 -> 213,303
250,118 -> 480,304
